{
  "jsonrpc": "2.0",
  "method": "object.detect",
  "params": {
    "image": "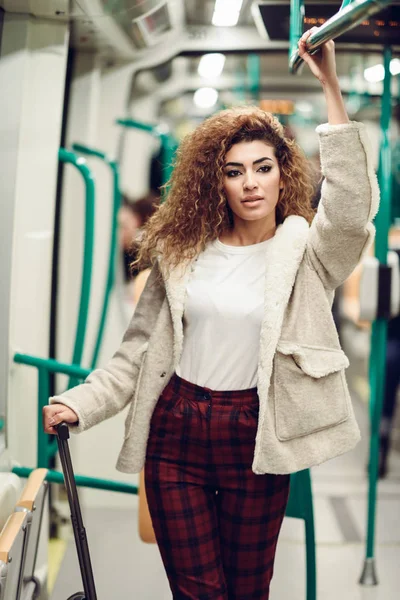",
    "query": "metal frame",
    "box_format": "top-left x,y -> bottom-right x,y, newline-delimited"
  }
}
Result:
58,148 -> 95,387
71,144 -> 122,370
289,0 -> 393,73
360,45 -> 393,586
